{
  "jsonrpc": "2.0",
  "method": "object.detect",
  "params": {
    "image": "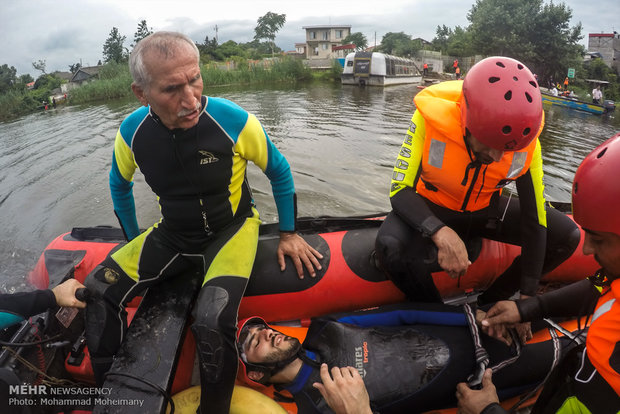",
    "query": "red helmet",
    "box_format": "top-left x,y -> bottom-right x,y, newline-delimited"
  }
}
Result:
462,56 -> 543,151
236,316 -> 302,387
572,133 -> 620,236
